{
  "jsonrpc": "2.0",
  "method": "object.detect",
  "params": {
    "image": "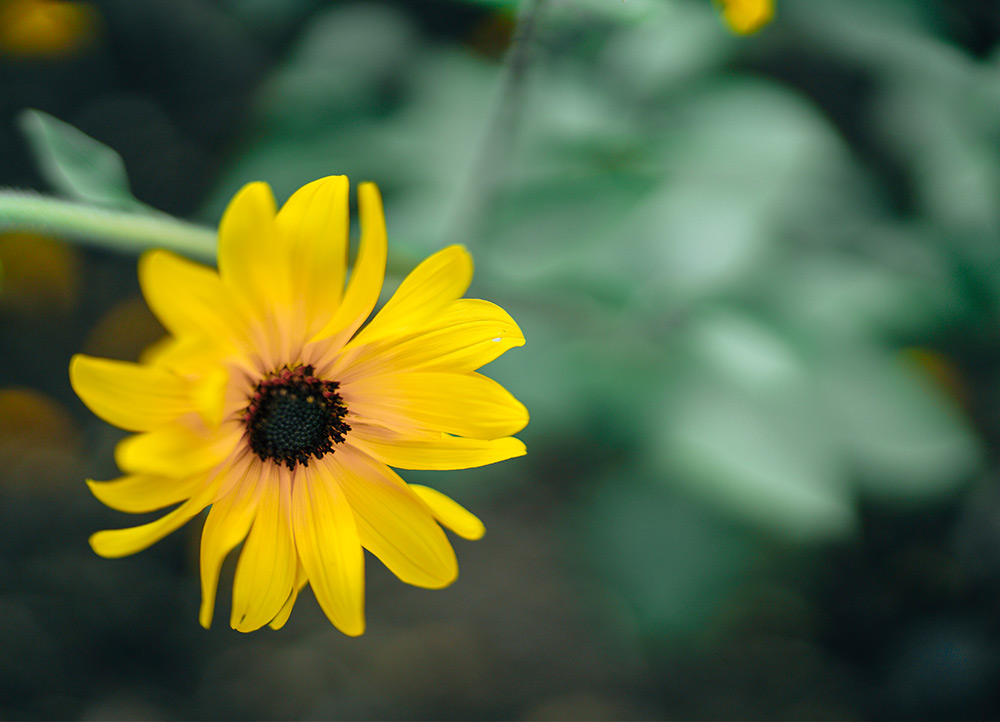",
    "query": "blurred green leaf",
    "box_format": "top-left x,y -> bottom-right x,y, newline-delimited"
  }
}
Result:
18,110 -> 149,212
483,172 -> 655,301
451,0 -> 518,9
772,243 -> 969,341
218,0 -> 320,35
659,310 -> 856,541
816,346 -> 982,500
256,4 -> 419,135
599,0 -> 731,96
